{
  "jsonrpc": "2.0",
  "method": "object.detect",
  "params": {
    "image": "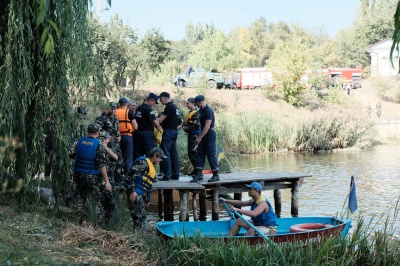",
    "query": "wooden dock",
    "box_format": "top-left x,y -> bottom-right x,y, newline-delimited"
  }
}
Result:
152,171 -> 311,221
